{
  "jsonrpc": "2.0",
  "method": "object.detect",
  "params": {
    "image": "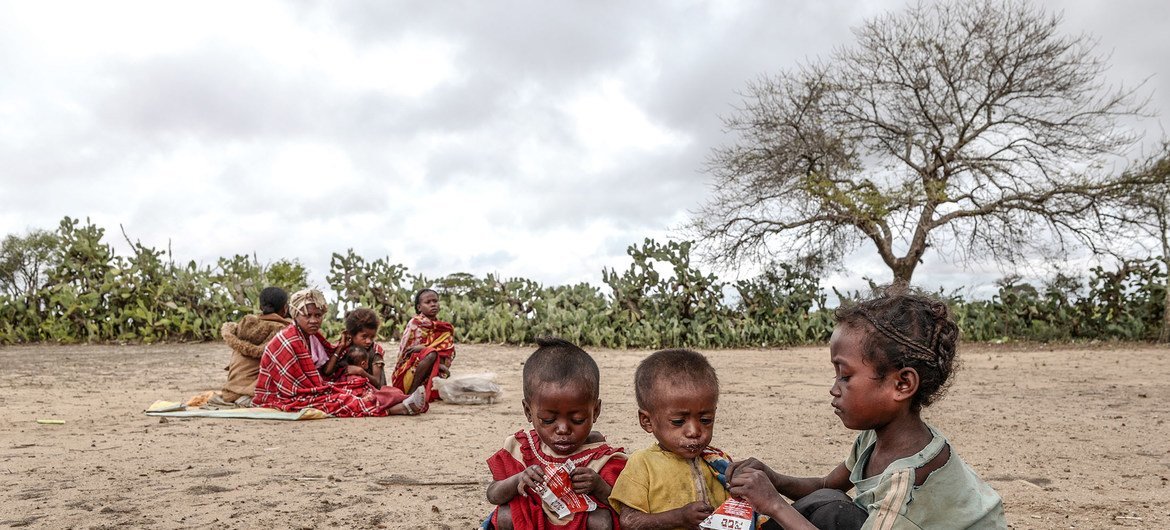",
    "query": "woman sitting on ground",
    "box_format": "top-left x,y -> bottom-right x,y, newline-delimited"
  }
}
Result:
391,288 -> 456,412
253,288 -> 425,417
214,286 -> 291,408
